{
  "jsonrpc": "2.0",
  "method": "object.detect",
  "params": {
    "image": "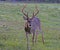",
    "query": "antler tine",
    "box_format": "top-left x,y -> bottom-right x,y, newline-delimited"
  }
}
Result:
22,4 -> 28,17
26,12 -> 29,19
33,5 -> 39,17
22,4 -> 27,11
